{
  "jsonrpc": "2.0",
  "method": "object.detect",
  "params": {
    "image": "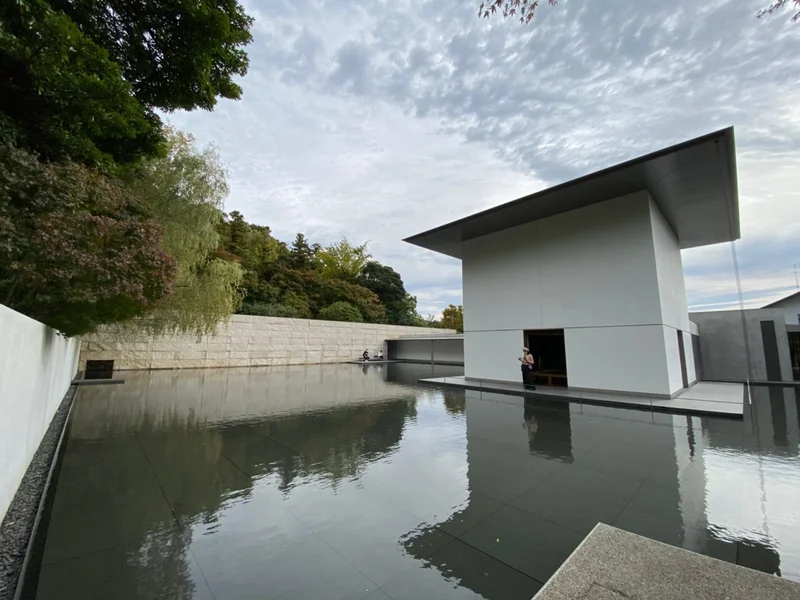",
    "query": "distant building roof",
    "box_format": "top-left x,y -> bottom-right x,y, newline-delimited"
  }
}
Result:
762,290 -> 800,309
405,127 -> 739,259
